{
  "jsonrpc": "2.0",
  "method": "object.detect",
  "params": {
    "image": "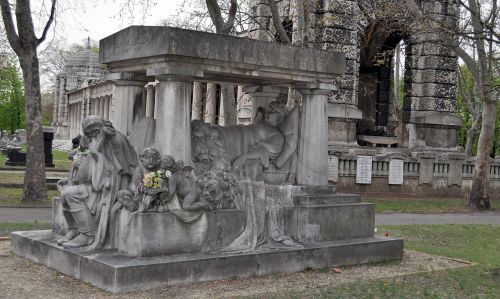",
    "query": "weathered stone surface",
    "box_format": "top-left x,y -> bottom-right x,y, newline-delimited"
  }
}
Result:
289,202 -> 375,243
328,88 -> 357,105
323,0 -> 358,15
117,210 -> 245,256
320,43 -> 359,60
11,230 -> 403,293
319,28 -> 357,46
412,69 -> 458,85
410,97 -> 457,112
410,83 -> 457,98
413,43 -> 457,57
100,26 -> 345,79
412,56 -> 458,71
317,13 -> 358,30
